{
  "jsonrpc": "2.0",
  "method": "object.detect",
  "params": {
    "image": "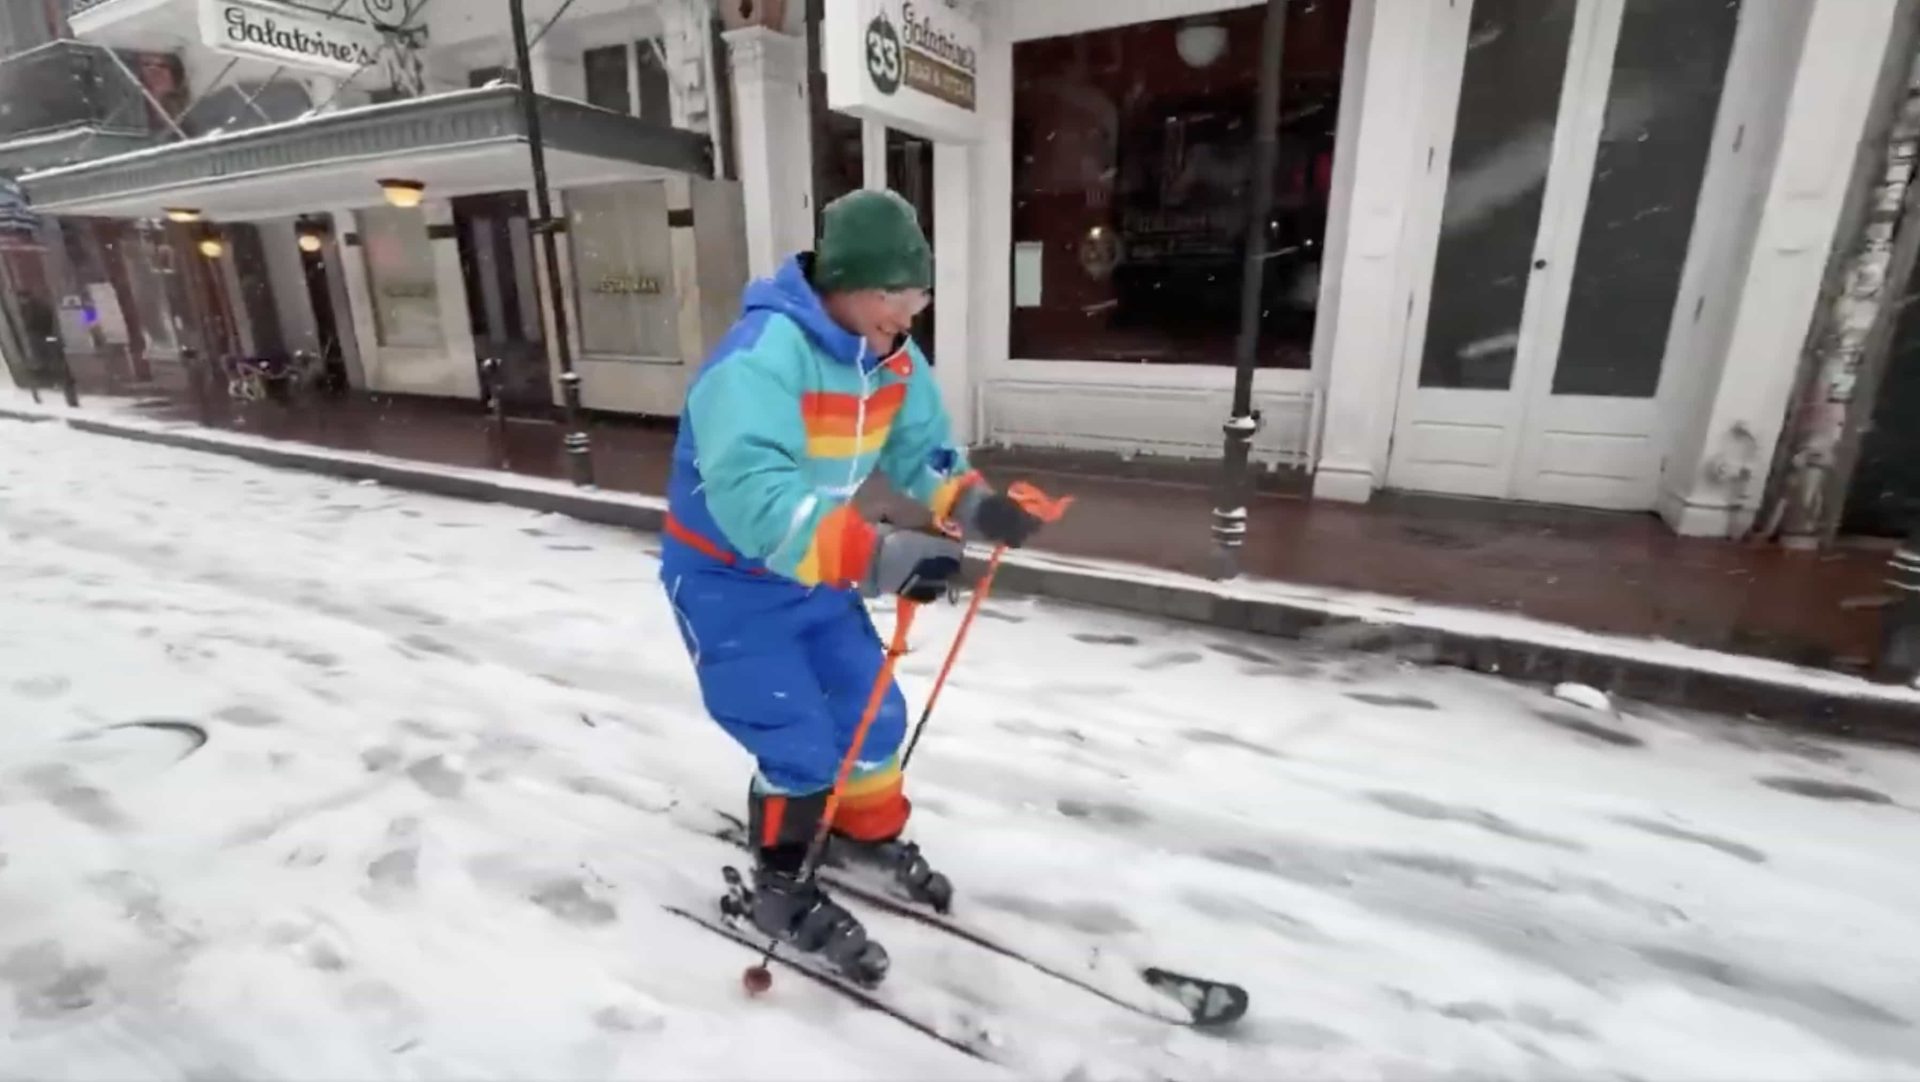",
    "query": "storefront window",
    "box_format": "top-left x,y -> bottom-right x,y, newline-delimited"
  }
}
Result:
1419,0 -> 1579,391
567,181 -> 677,359
1009,3 -> 1349,368
581,40 -> 674,126
360,205 -> 443,350
123,226 -> 179,356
